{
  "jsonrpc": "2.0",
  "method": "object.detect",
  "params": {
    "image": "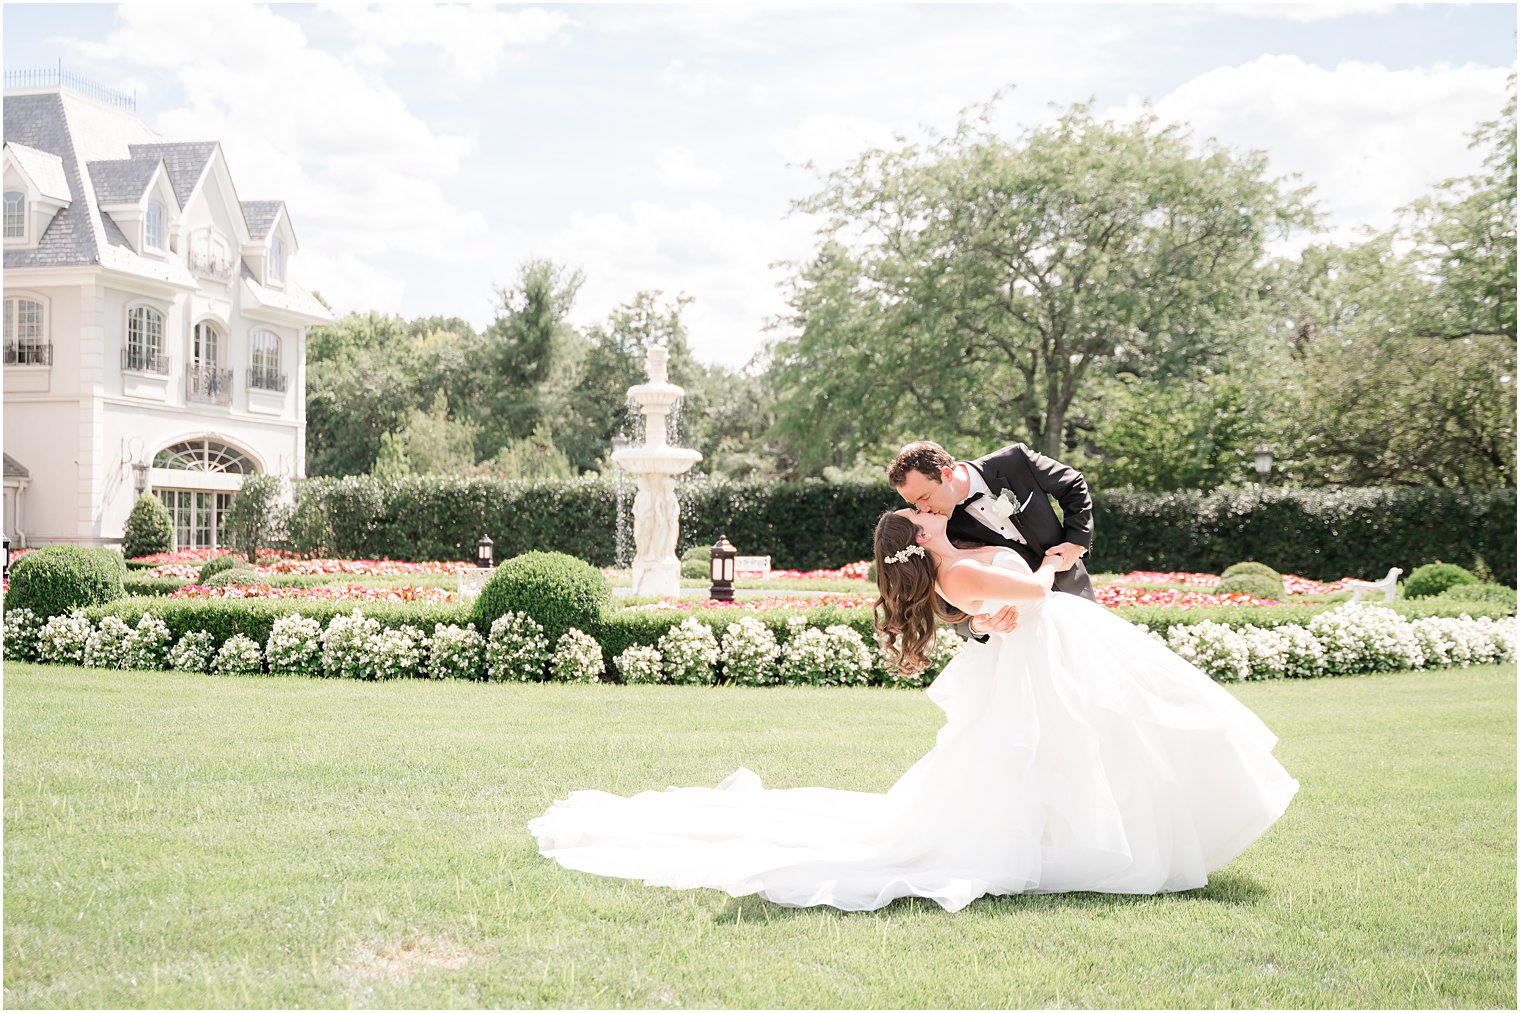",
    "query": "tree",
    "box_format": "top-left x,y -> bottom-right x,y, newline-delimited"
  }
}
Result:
224,474 -> 284,563
122,492 -> 173,558
769,100 -> 1317,469
373,392 -> 481,478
